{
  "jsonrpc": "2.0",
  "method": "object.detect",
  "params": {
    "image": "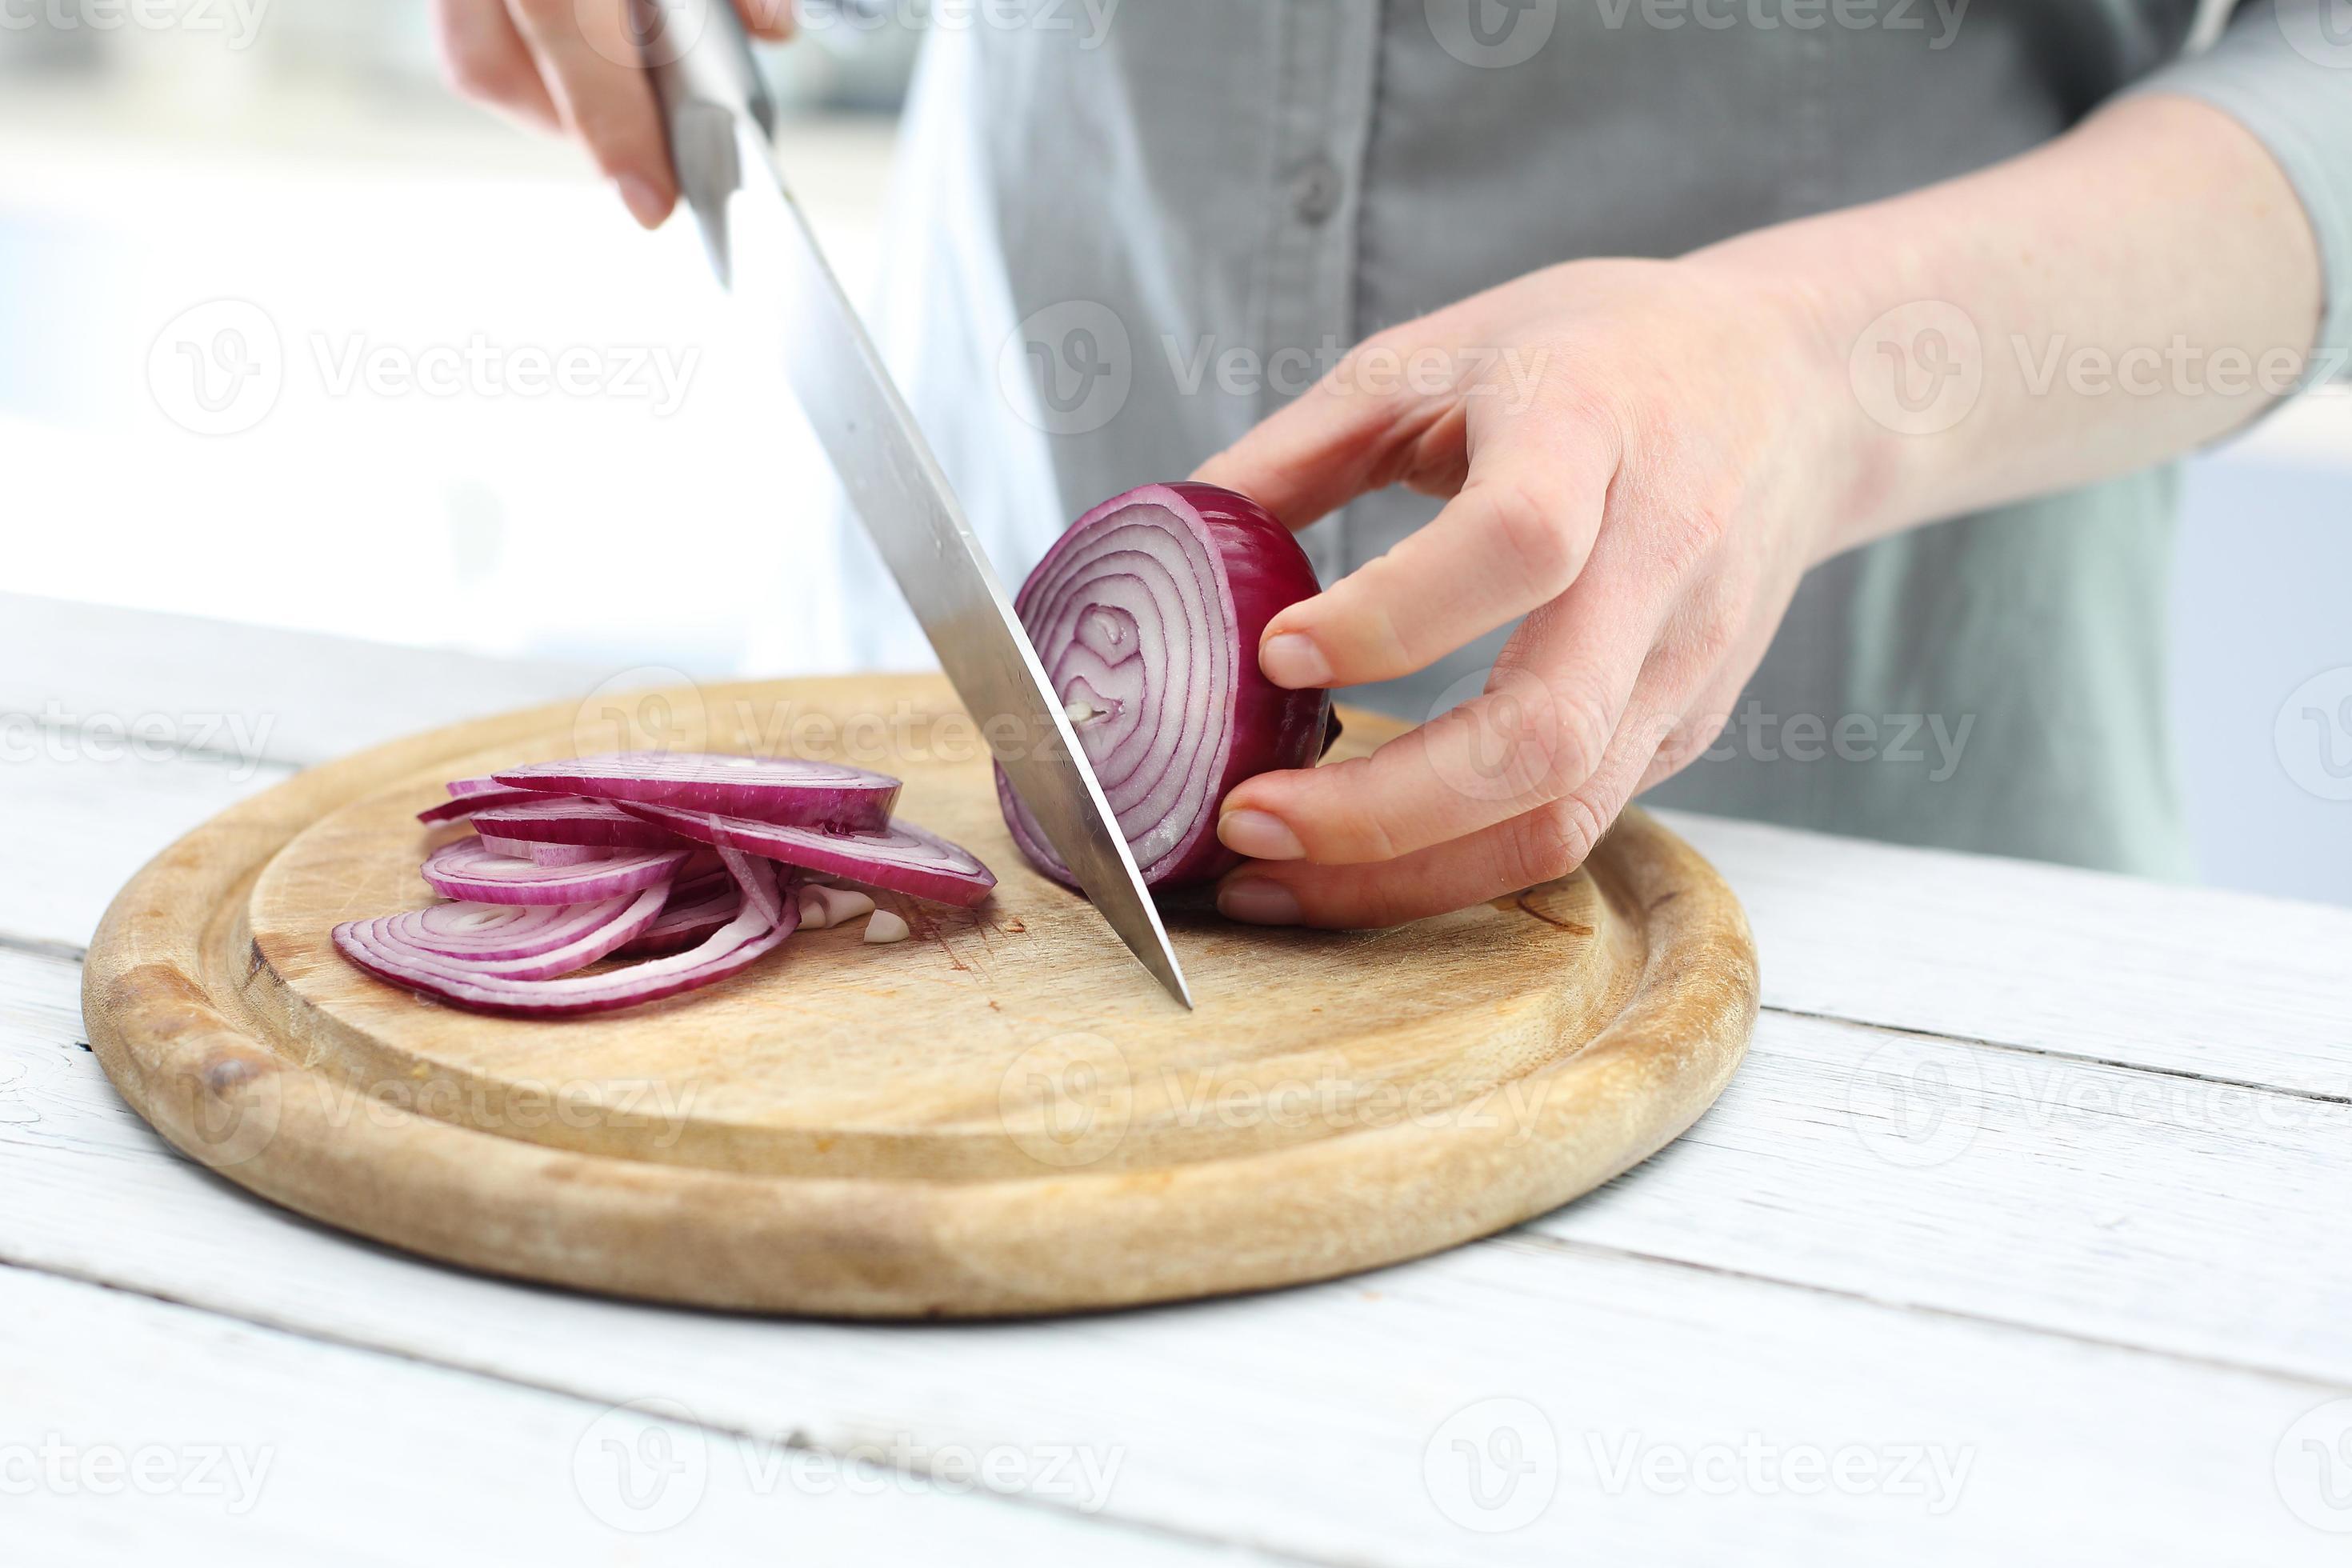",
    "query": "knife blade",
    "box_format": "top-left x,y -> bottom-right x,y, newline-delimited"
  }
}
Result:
640,0 -> 1191,1006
